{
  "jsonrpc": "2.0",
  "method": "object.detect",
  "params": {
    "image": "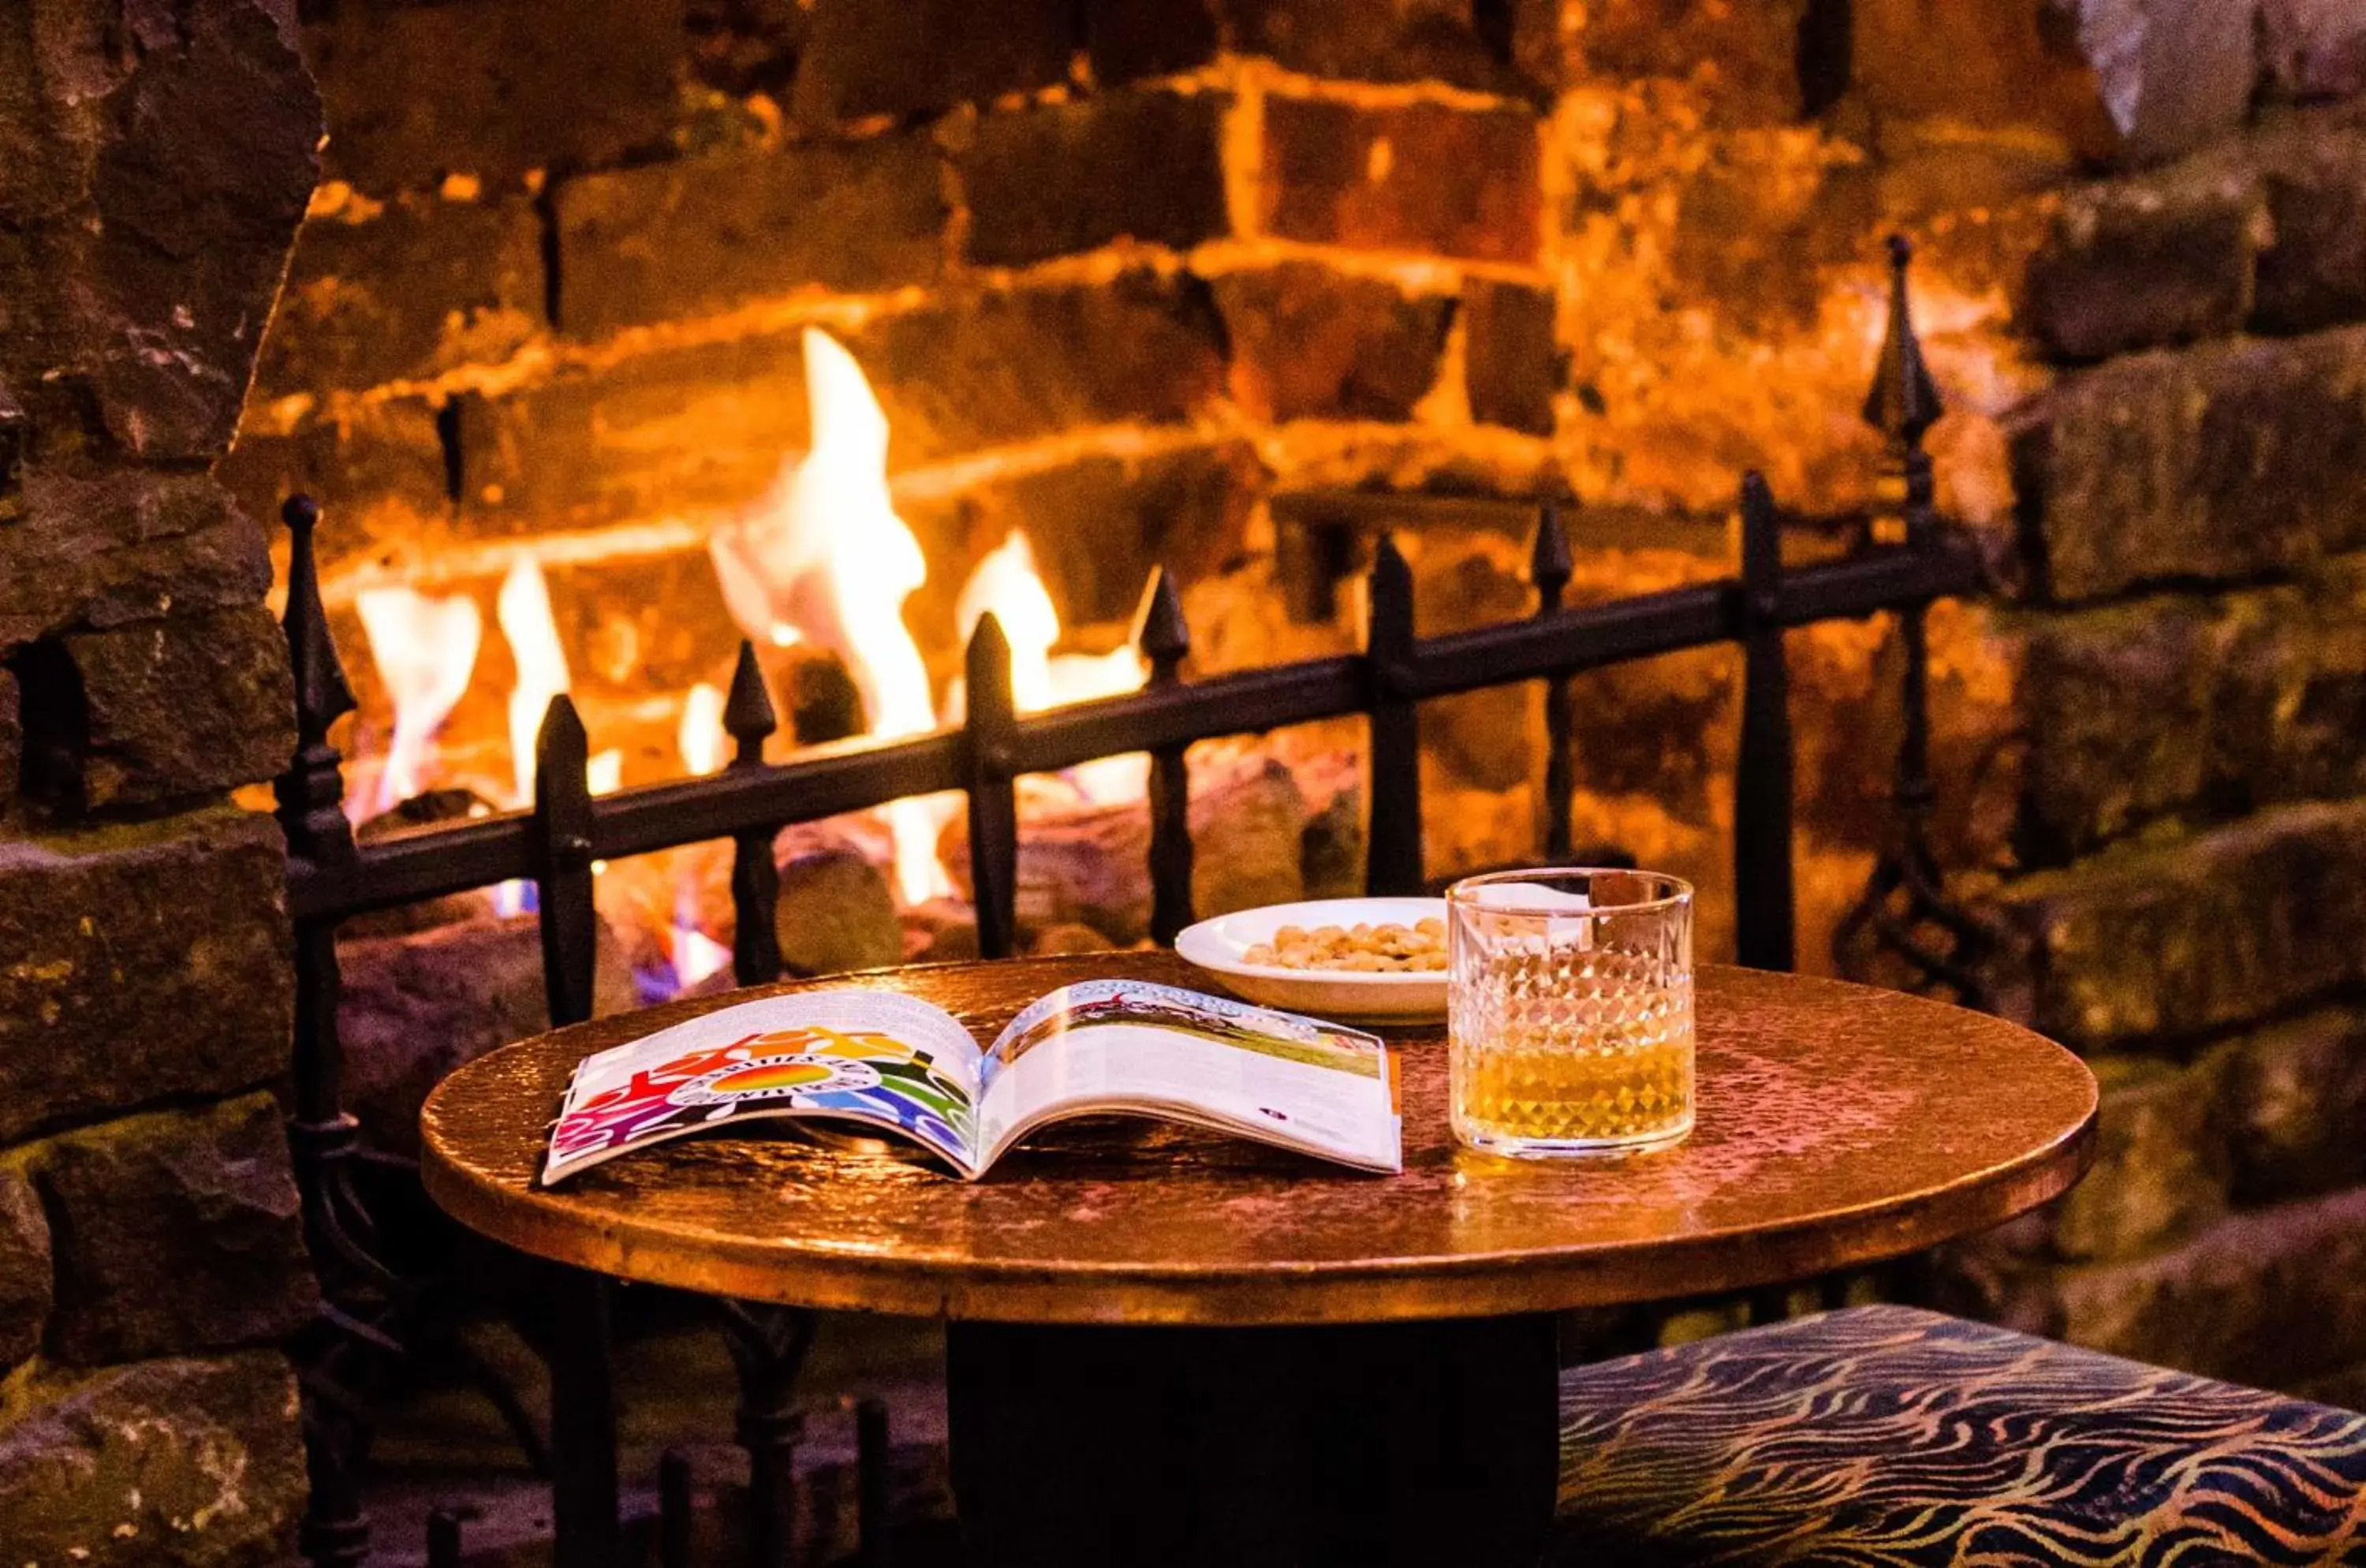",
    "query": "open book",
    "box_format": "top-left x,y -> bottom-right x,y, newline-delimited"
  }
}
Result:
543,979 -> 1403,1183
